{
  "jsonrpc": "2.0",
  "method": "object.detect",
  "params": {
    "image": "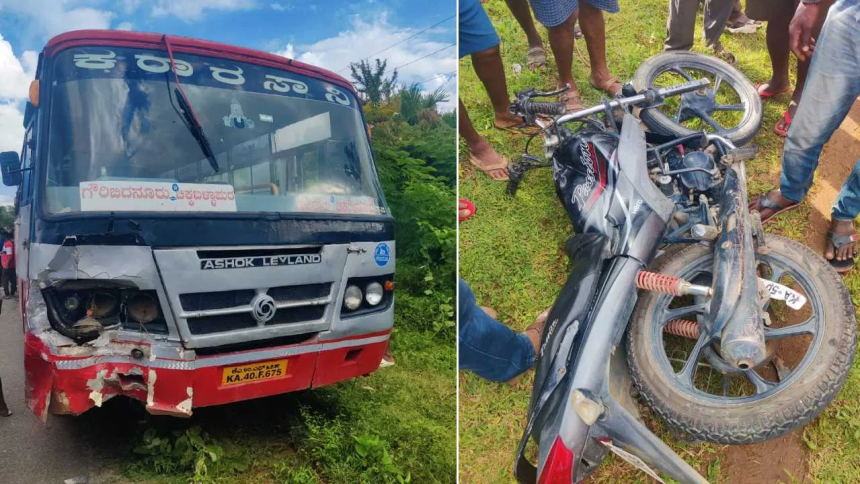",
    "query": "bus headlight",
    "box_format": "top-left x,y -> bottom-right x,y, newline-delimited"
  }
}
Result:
343,285 -> 363,311
365,282 -> 384,306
